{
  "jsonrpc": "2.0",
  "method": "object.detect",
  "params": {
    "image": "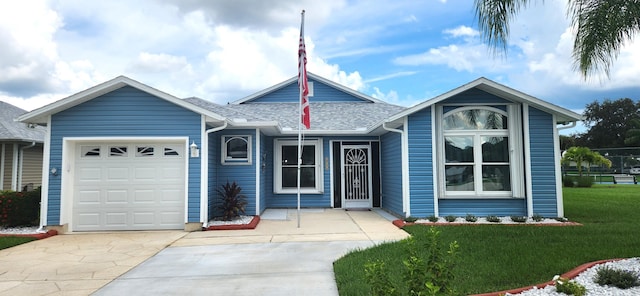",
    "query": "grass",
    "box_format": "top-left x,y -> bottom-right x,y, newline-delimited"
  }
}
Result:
334,185 -> 640,295
0,236 -> 36,250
